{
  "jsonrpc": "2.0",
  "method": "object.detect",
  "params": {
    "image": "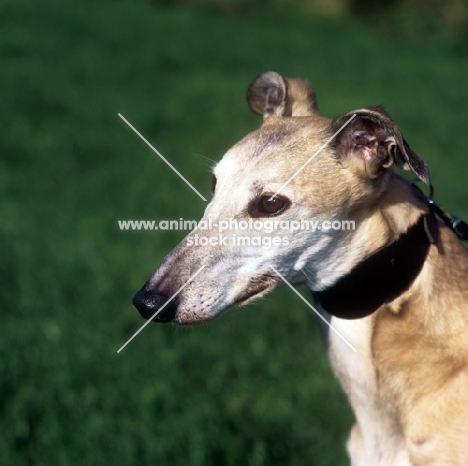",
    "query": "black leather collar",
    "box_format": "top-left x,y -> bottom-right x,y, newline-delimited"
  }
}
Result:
315,213 -> 438,320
